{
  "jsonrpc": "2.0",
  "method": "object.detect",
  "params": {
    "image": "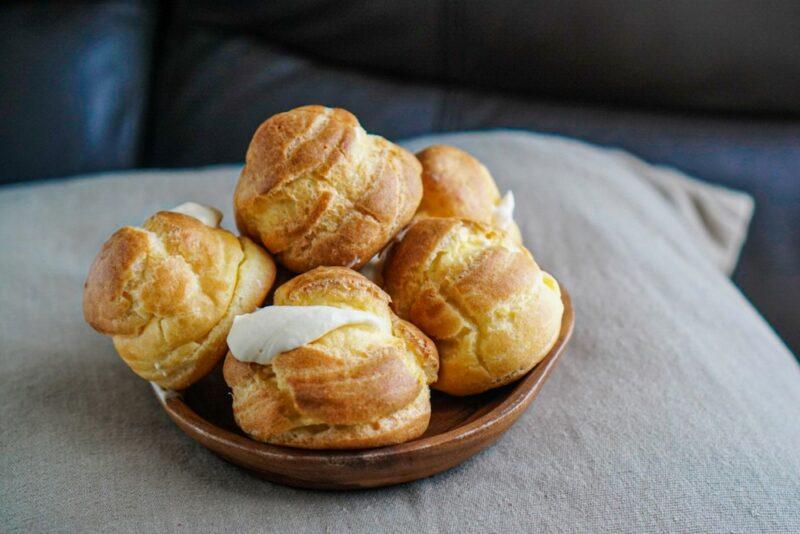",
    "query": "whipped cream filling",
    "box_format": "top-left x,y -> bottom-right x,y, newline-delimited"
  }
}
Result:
492,191 -> 515,230
359,253 -> 384,284
227,305 -> 390,365
169,202 -> 223,228
359,226 -> 410,284
150,381 -> 182,402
